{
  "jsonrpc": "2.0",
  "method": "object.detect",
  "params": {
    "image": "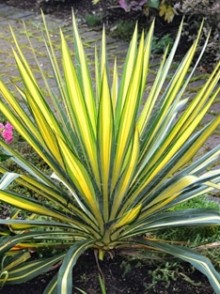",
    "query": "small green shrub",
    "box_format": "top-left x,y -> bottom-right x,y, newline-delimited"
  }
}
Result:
110,20 -> 136,40
152,34 -> 174,53
85,14 -> 103,26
